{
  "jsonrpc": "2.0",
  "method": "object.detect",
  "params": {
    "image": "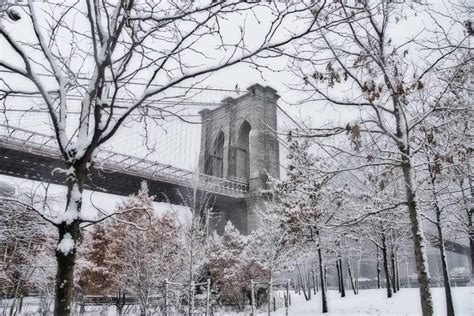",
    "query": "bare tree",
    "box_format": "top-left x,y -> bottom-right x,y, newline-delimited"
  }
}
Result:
286,2 -> 470,314
272,138 -> 347,313
0,1 -> 341,314
415,58 -> 472,315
